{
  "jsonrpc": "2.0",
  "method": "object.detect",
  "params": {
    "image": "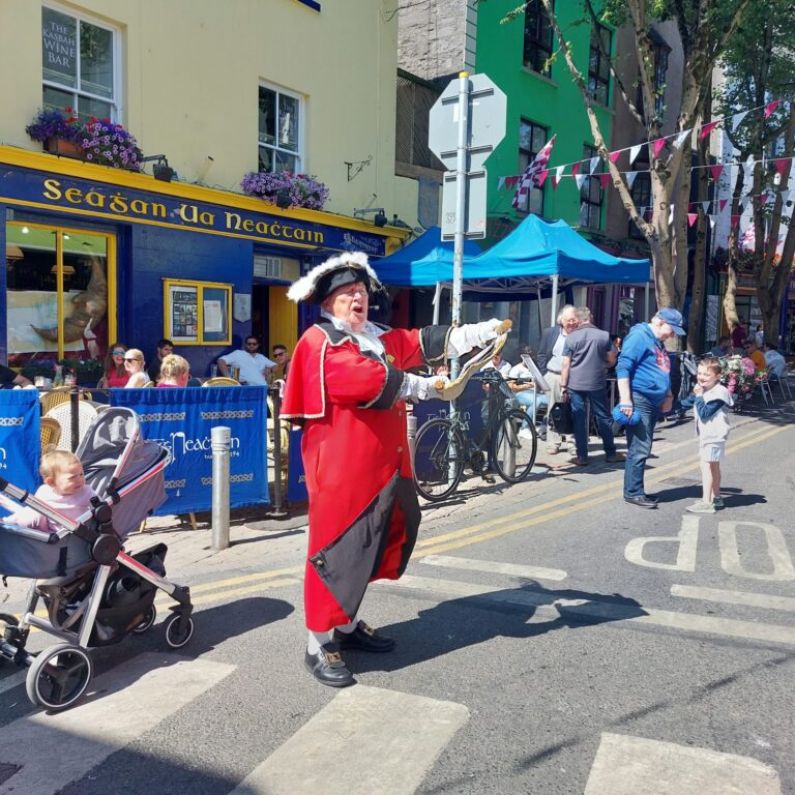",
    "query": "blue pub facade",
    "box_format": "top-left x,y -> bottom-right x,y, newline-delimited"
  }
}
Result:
1,146 -> 404,382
